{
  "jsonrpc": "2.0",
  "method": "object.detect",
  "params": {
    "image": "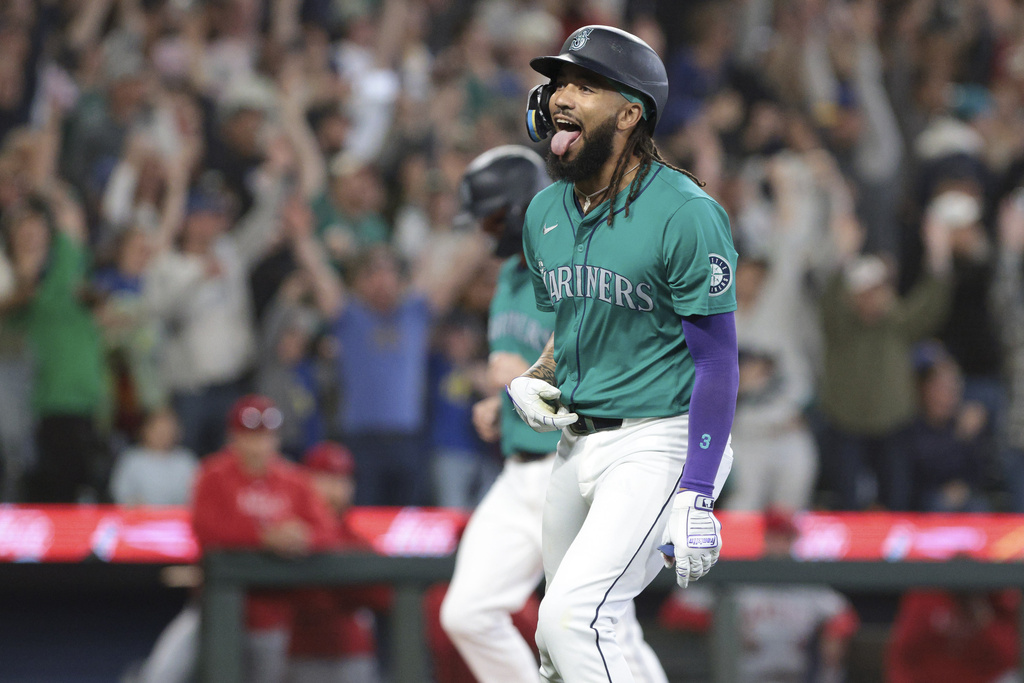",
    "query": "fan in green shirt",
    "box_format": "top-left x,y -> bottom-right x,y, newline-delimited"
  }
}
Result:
3,207 -> 106,416
1,197 -> 109,502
